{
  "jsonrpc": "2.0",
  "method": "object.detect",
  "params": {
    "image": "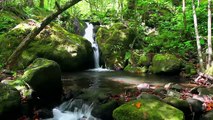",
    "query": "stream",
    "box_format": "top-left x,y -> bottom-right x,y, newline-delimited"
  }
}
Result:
62,70 -> 186,94
49,70 -> 188,120
49,22 -> 188,120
